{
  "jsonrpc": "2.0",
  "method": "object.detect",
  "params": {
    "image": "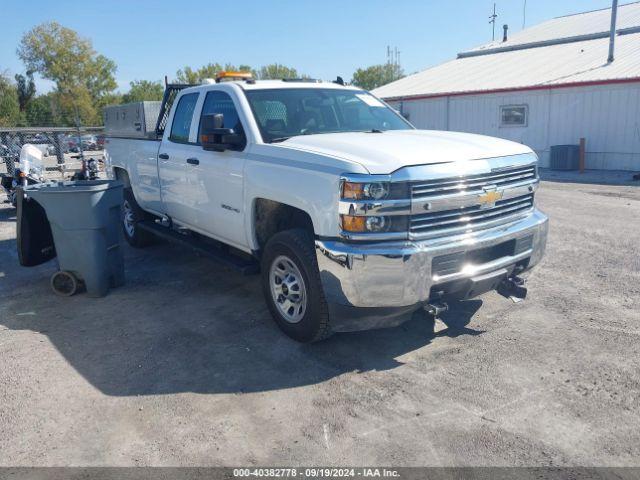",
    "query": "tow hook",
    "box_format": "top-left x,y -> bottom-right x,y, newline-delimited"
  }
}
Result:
425,301 -> 449,333
498,275 -> 528,302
